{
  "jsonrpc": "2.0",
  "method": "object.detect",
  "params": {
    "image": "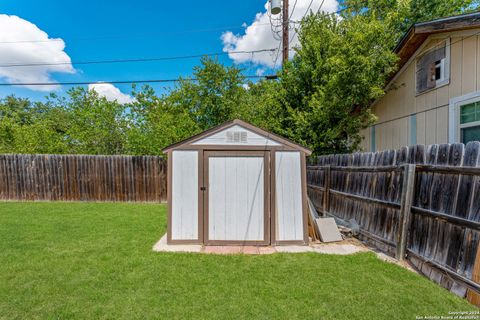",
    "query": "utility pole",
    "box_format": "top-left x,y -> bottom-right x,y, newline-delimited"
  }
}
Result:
270,0 -> 289,66
282,0 -> 289,65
